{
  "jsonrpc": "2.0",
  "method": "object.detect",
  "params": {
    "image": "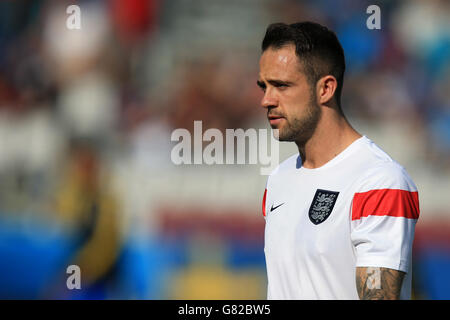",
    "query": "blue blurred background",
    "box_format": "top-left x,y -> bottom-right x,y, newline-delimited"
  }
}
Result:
0,0 -> 449,299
